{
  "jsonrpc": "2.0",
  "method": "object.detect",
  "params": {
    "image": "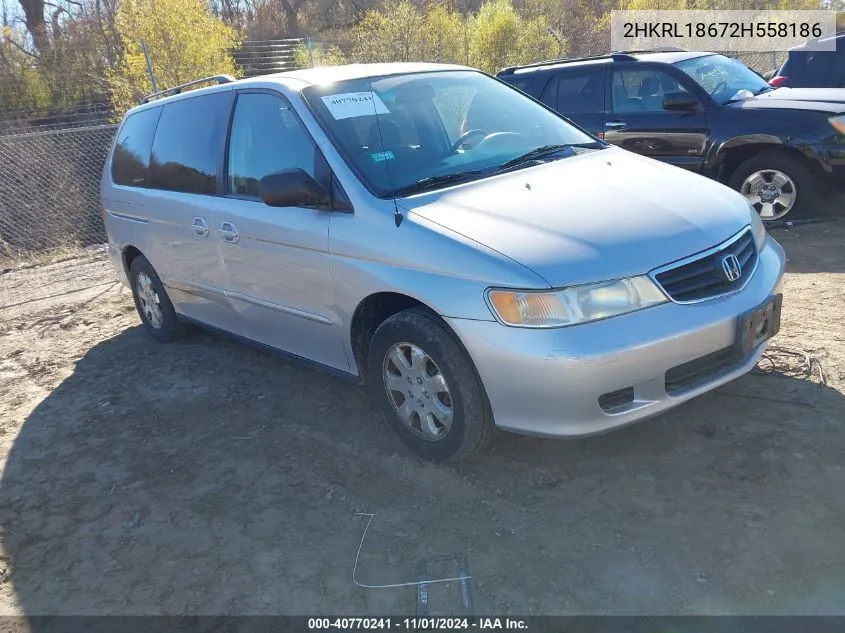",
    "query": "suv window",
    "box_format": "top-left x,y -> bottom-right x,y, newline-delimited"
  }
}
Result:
541,70 -> 604,114
149,92 -> 231,195
612,68 -> 690,113
111,106 -> 161,187
227,93 -> 317,198
675,54 -> 768,104
502,76 -> 537,94
781,51 -> 821,77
